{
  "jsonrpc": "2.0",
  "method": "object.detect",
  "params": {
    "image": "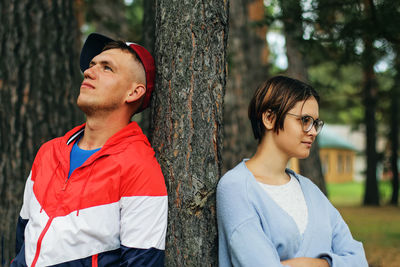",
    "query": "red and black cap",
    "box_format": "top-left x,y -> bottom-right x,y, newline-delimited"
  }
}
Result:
80,33 -> 155,112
